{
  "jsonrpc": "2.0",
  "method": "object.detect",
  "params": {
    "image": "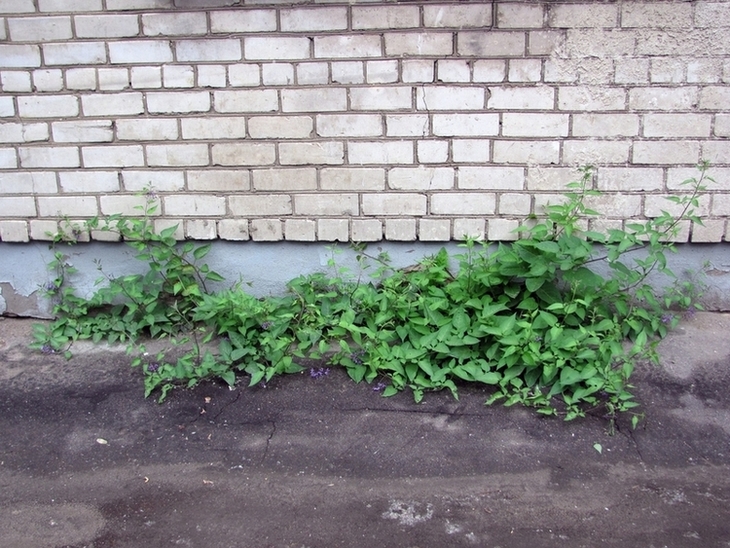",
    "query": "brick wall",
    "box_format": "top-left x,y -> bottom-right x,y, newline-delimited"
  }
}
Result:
0,0 -> 729,244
